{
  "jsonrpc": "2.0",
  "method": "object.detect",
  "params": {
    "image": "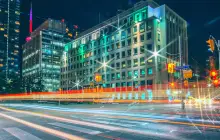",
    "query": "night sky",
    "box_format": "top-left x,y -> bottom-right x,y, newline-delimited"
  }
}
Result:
20,0 -> 220,67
